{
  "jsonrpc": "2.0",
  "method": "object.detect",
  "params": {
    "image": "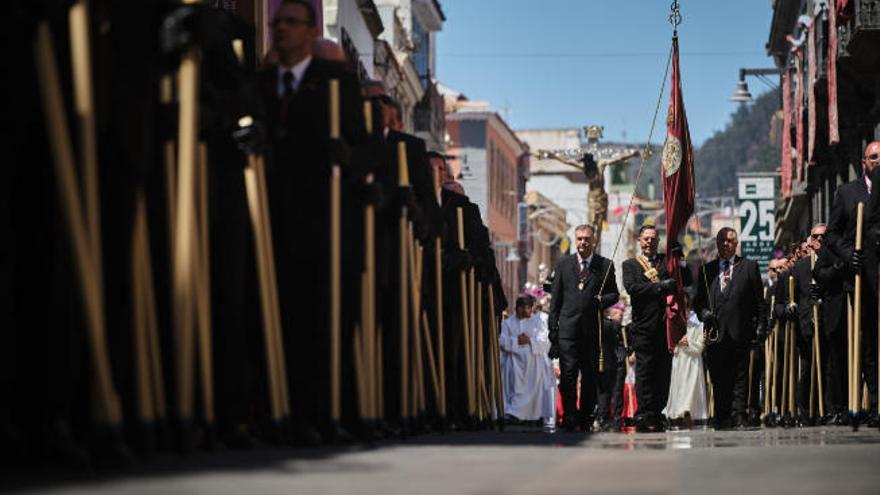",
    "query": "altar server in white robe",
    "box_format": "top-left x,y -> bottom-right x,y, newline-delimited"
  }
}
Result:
500,296 -> 556,426
663,309 -> 708,426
